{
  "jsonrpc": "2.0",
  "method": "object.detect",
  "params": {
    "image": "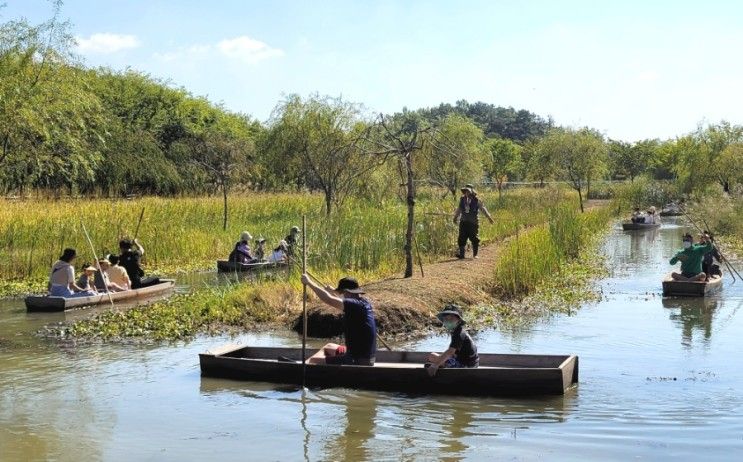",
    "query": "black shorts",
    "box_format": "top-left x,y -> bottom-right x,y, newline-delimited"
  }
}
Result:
325,354 -> 375,366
